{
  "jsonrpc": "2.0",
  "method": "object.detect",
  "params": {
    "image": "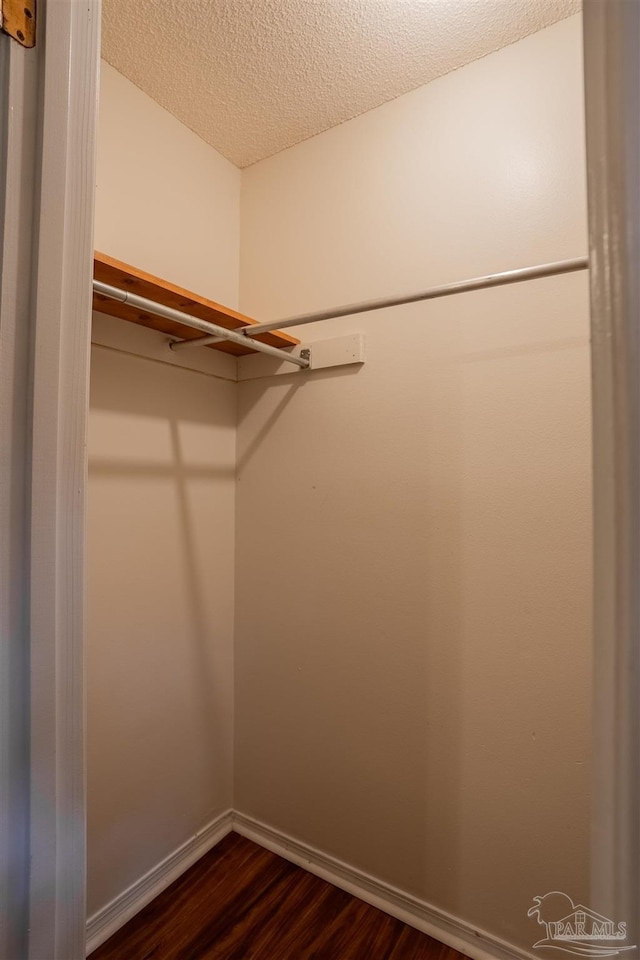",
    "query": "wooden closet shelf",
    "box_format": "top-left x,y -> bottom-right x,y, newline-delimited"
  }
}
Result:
92,252 -> 299,357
